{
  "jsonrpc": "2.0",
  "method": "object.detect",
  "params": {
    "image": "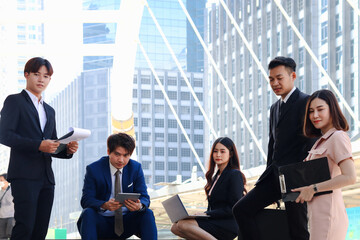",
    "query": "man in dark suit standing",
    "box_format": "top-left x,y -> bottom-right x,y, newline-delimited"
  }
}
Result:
0,57 -> 79,240
77,133 -> 157,240
233,57 -> 315,240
